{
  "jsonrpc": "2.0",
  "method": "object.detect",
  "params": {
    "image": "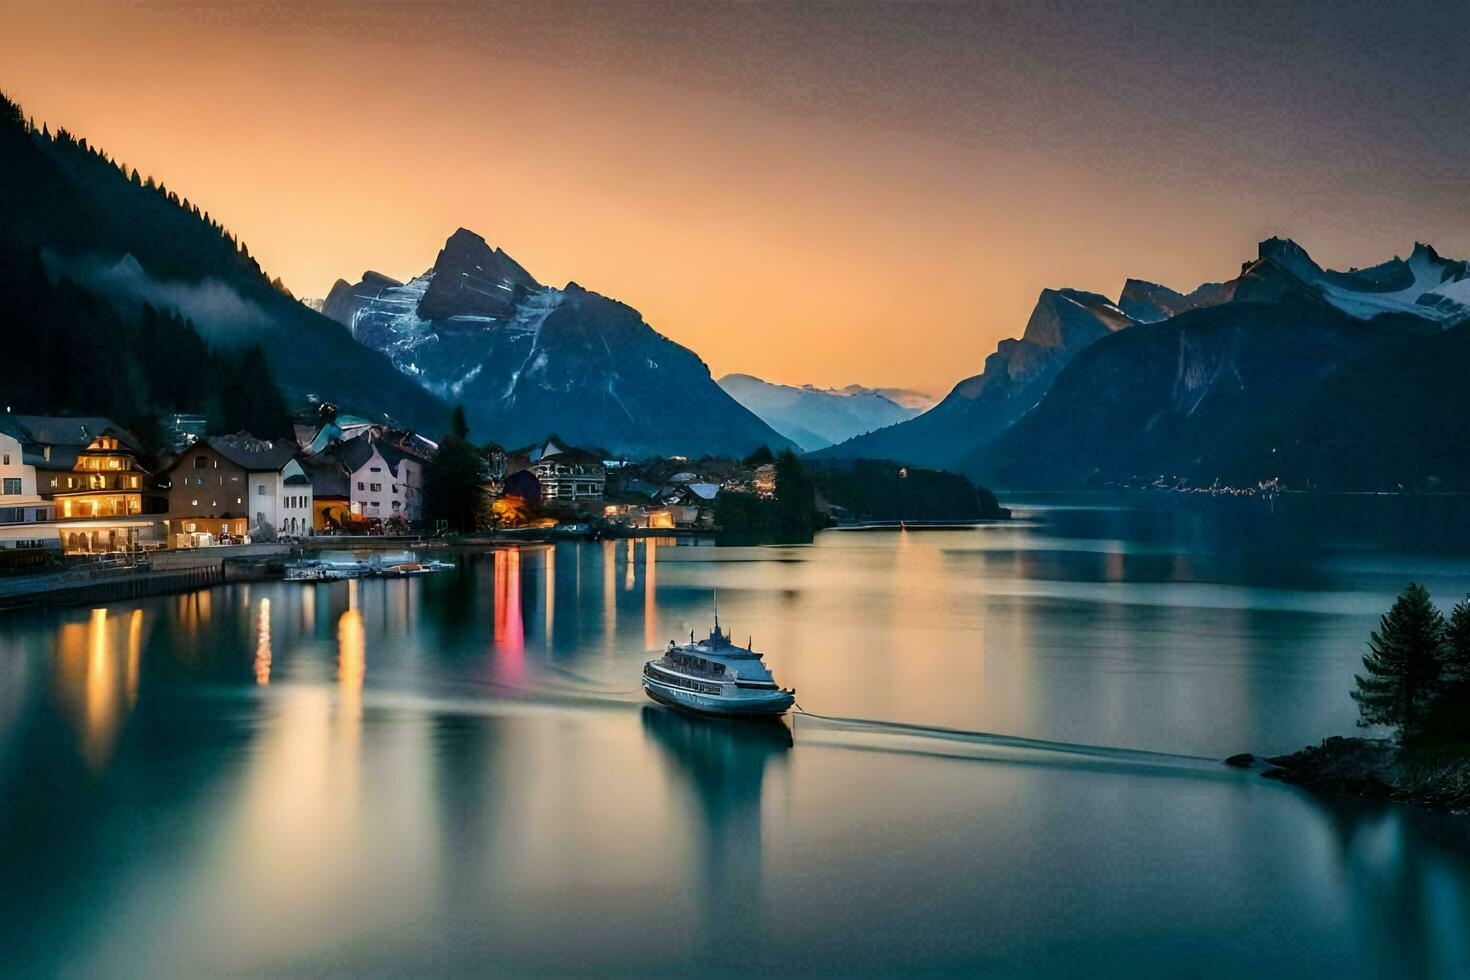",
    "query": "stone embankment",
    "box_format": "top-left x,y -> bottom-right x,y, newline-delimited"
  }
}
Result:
0,543 -> 288,612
